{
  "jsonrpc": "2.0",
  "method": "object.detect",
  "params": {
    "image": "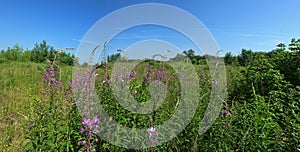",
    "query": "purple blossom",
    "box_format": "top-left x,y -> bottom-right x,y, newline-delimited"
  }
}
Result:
221,109 -> 231,116
43,73 -> 50,82
221,109 -> 227,115
143,70 -> 154,84
125,72 -> 131,79
80,127 -> 84,134
118,75 -> 124,82
222,120 -> 231,129
146,78 -> 152,84
28,123 -> 34,127
59,81 -> 63,89
147,127 -> 158,146
130,71 -> 137,79
162,71 -> 167,80
222,120 -> 226,129
78,116 -> 100,152
43,67 -> 62,91
157,68 -> 162,80
200,69 -> 204,75
81,116 -> 100,133
221,109 -> 232,129
227,111 -> 231,116
69,80 -> 73,86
